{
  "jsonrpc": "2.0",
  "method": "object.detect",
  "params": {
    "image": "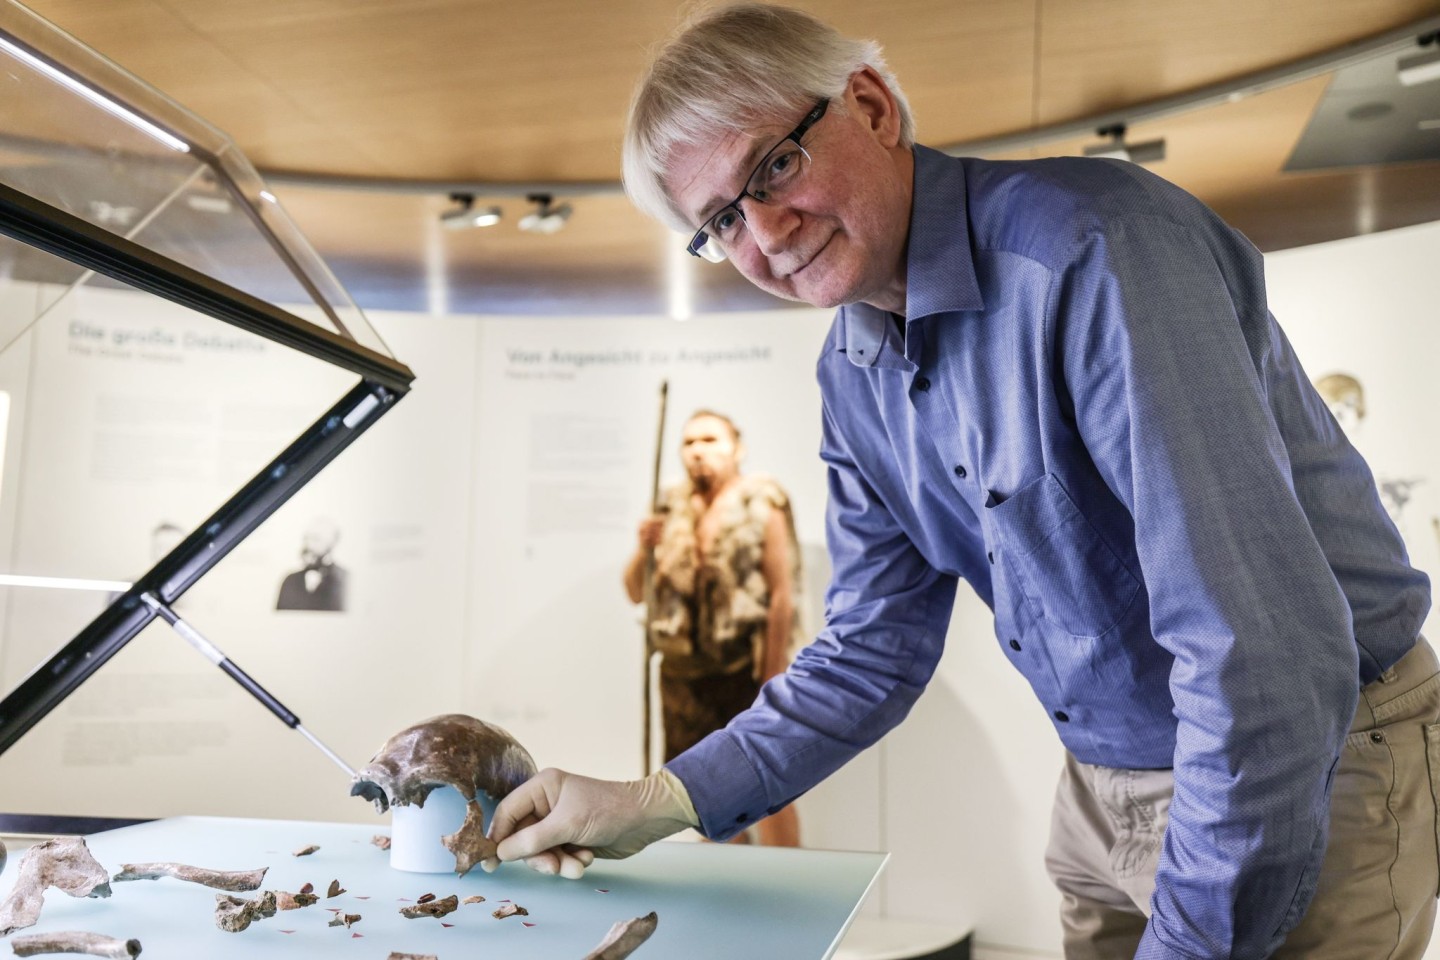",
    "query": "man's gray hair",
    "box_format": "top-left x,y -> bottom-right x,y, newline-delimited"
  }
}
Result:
623,3 -> 914,234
